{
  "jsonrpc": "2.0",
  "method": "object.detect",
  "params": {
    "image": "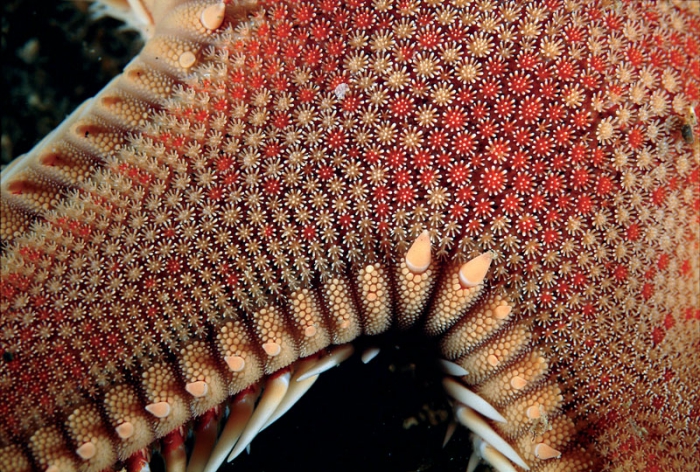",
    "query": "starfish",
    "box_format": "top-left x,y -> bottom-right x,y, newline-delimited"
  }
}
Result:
1,1 -> 699,472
